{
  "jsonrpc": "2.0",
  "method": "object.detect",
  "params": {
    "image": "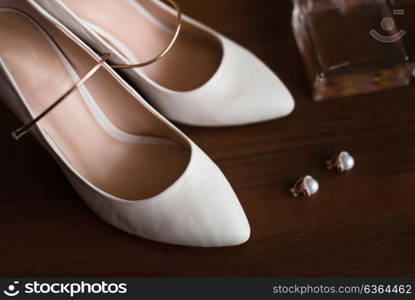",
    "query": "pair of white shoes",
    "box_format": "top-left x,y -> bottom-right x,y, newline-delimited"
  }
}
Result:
0,0 -> 294,247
